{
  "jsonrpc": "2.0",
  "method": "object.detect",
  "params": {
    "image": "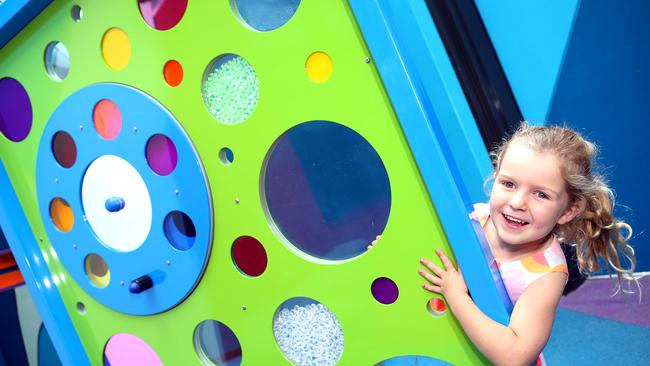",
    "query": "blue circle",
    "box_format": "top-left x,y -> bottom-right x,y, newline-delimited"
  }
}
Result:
233,0 -> 300,32
36,83 -> 212,315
